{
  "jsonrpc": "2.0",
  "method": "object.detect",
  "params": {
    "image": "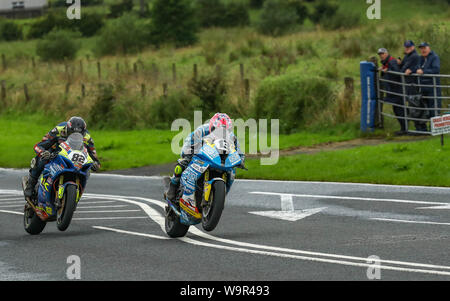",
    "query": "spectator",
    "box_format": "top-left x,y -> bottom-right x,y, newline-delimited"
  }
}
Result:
398,40 -> 420,76
378,48 -> 407,135
417,42 -> 441,119
398,40 -> 425,133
